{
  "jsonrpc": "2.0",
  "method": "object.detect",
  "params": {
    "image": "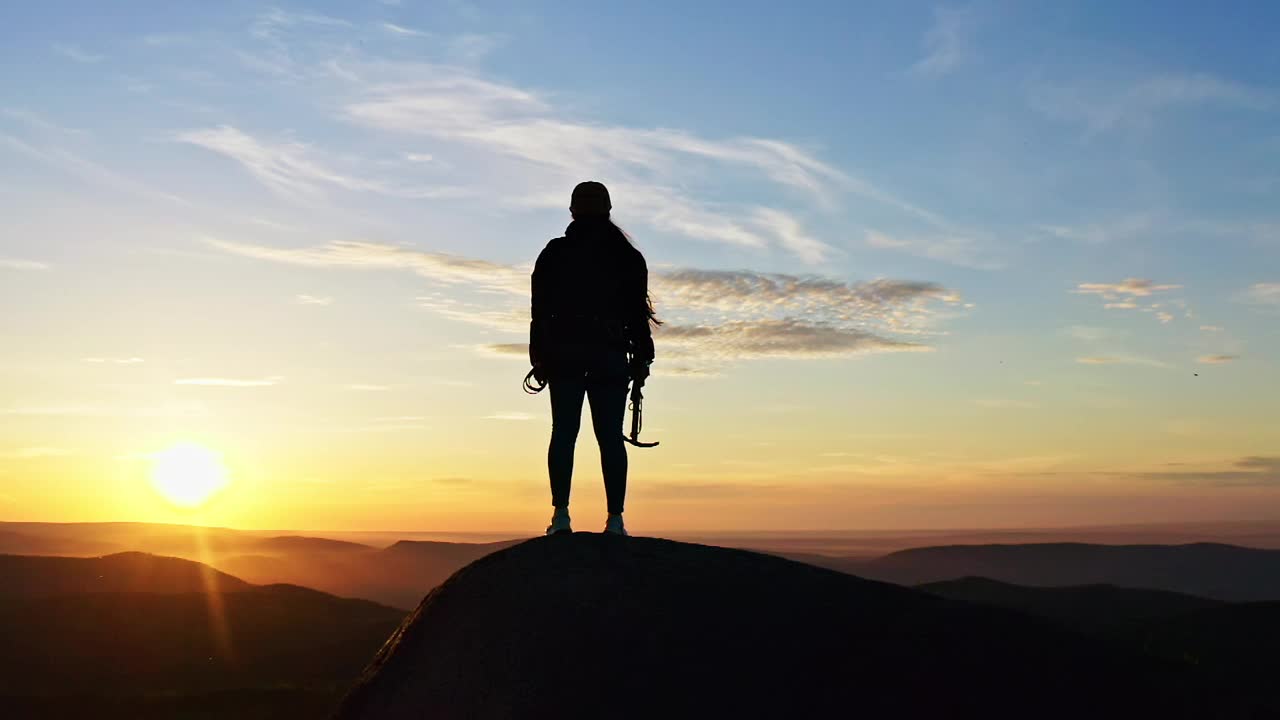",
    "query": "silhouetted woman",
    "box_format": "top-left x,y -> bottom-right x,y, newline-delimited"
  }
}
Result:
530,181 -> 657,536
